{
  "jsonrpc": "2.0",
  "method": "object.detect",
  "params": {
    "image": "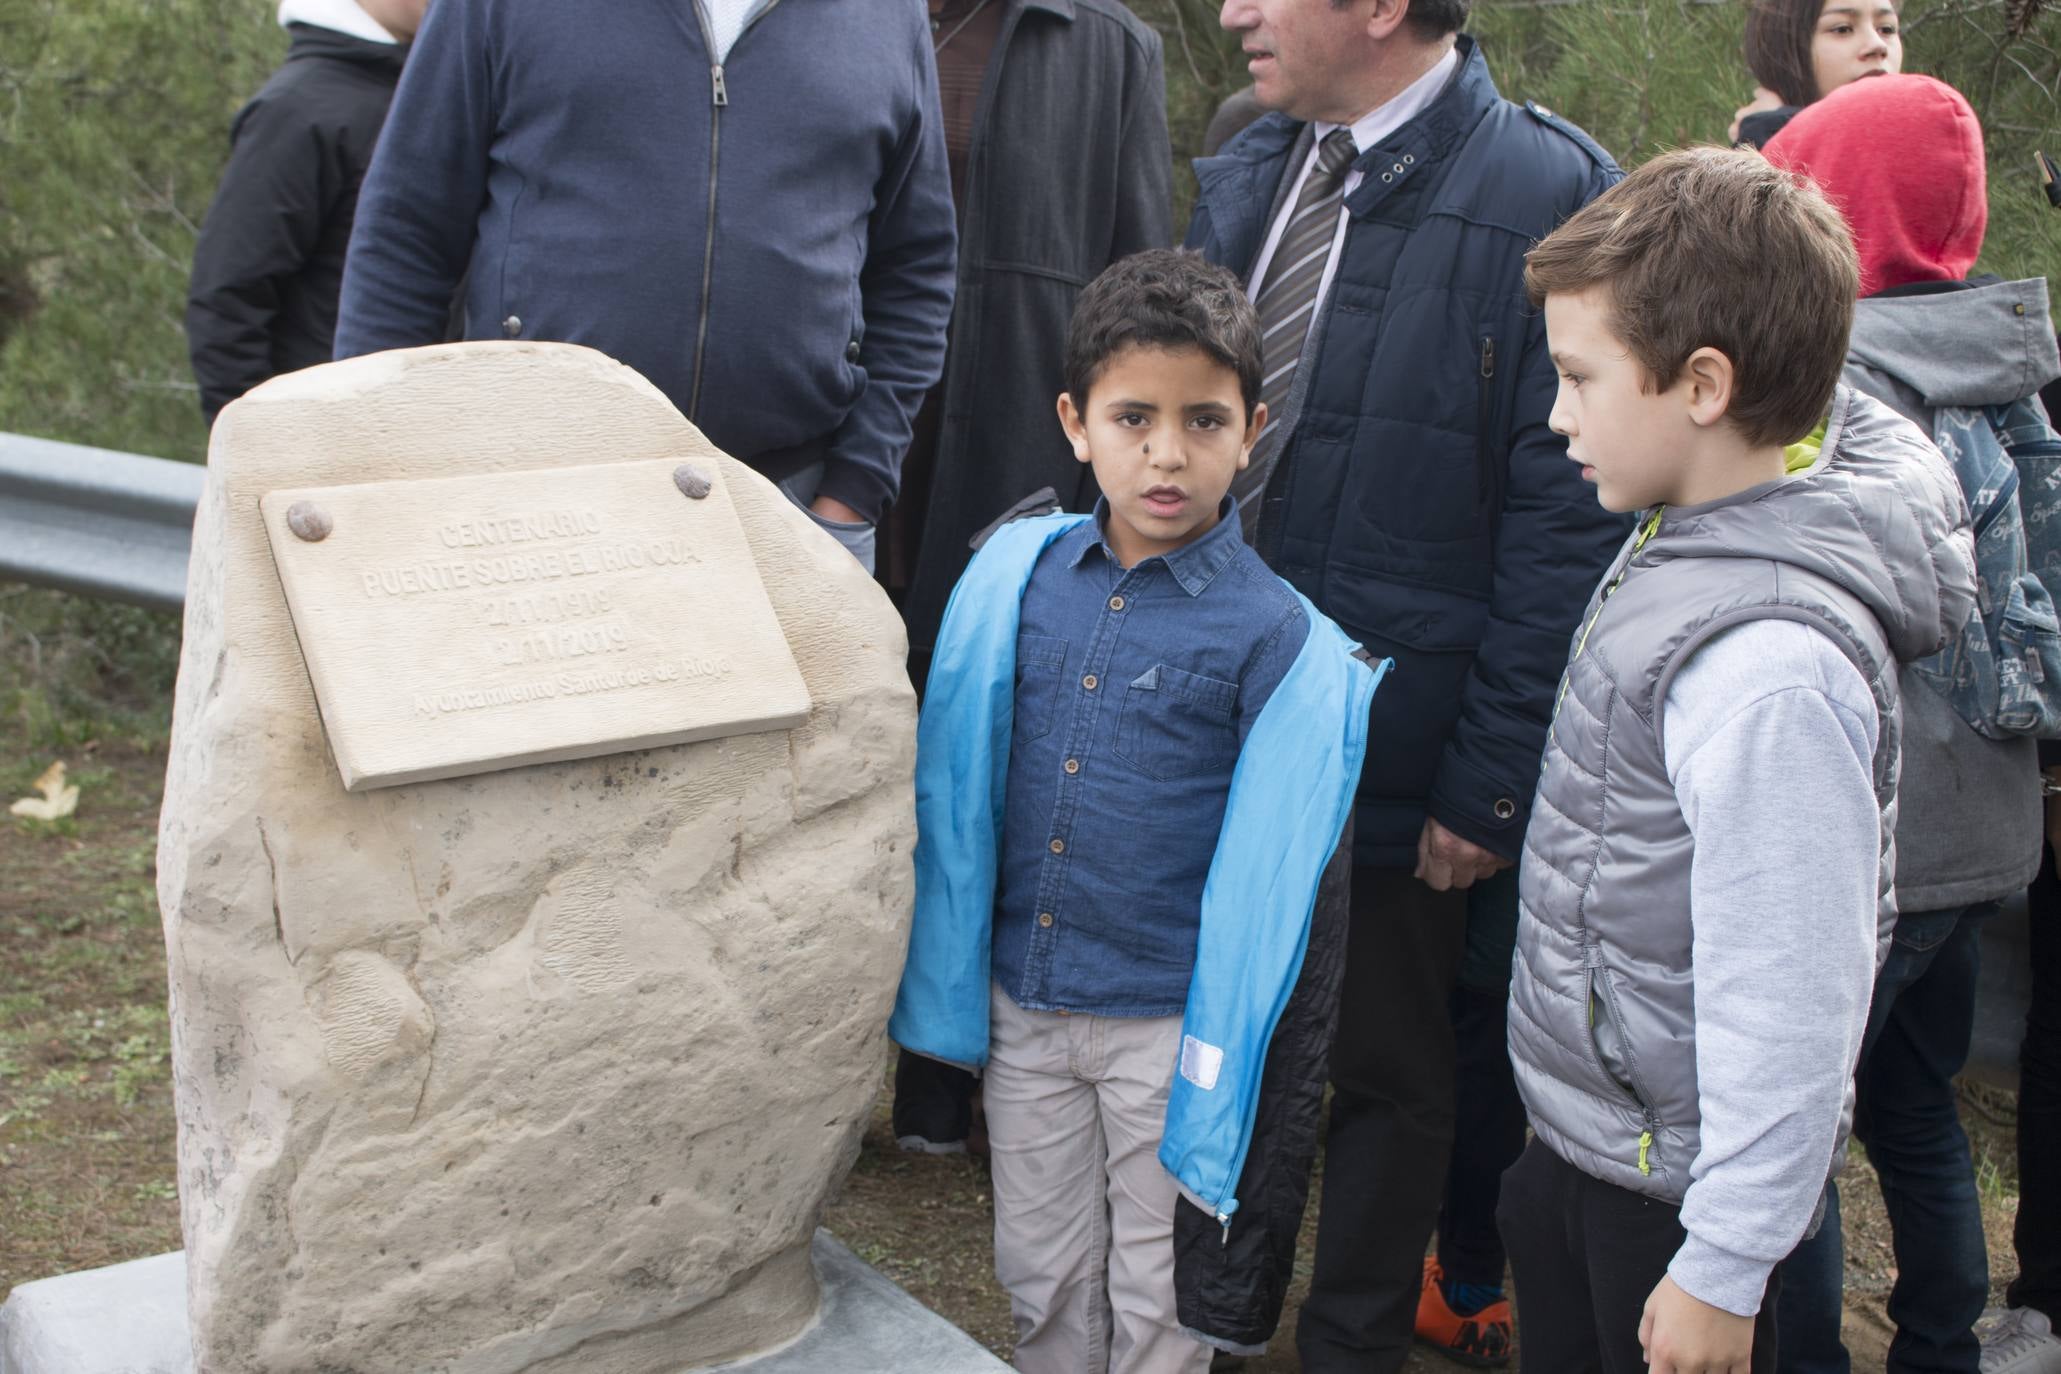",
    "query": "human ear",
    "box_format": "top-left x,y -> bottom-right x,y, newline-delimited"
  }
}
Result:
1057,393 -> 1093,465
1681,347 -> 1737,430
1237,401 -> 1269,470
1365,0 -> 1411,42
